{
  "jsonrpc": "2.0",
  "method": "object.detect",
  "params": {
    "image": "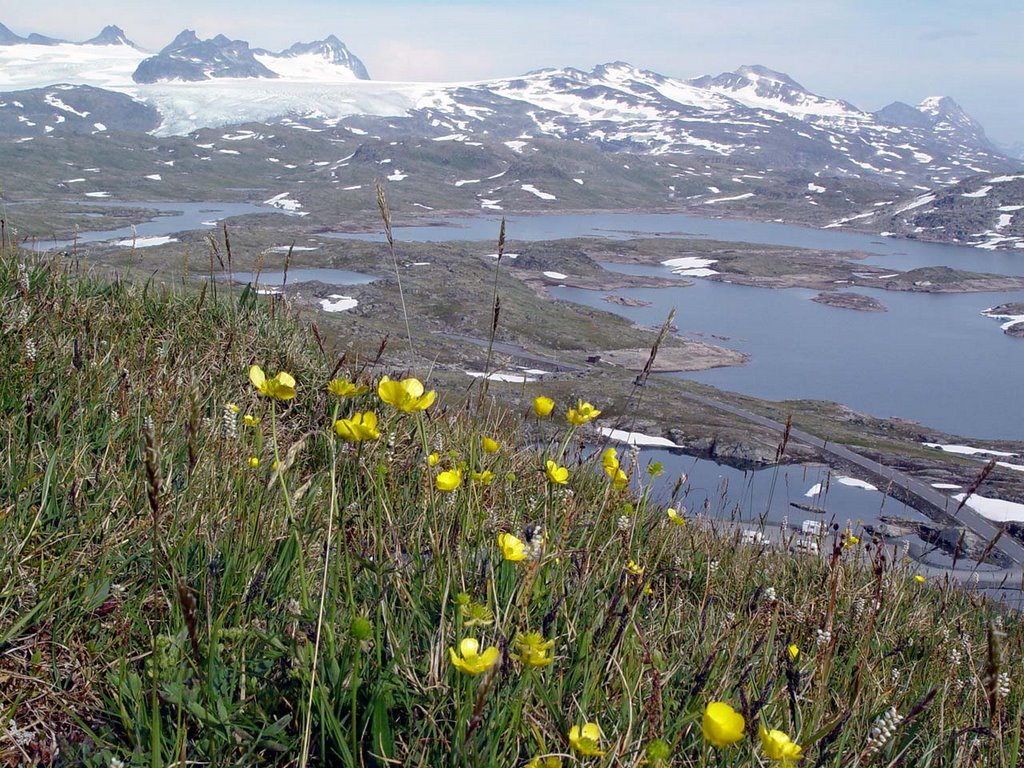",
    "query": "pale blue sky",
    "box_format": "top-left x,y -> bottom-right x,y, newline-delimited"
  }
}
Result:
1,0 -> 1021,143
